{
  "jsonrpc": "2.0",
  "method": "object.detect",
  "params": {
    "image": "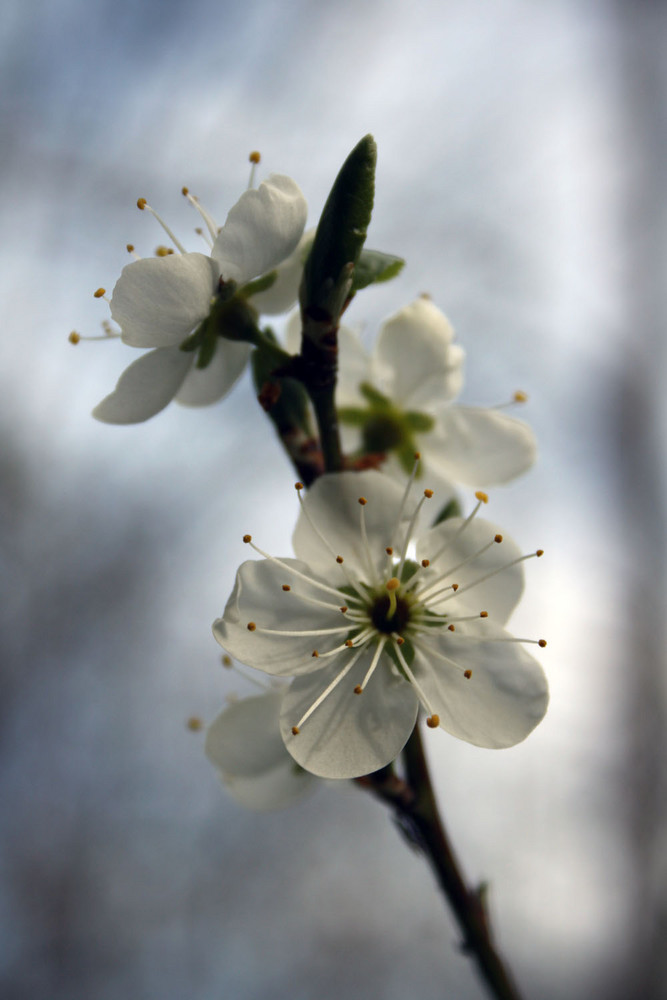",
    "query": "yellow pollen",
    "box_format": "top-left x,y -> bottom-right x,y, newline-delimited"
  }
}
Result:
513,390 -> 528,403
291,725 -> 300,735
345,639 -> 354,647
282,584 -> 291,591
336,555 -> 344,564
68,331 -> 80,345
464,669 -> 472,679
181,186 -> 189,196
414,451 -> 421,460
126,243 -> 135,253
249,150 -> 261,164
354,685 -> 363,695
186,716 -> 204,732
421,559 -> 430,568
475,491 -> 489,503
536,549 -> 544,557
396,636 -> 405,645
93,288 -> 106,298
539,639 -> 547,648
243,534 -> 252,543
221,655 -> 232,667
386,577 -> 400,591
424,489 -> 434,498
426,715 -> 440,728
340,606 -> 348,613
246,622 -> 256,632
386,546 -> 393,555
448,624 -> 455,632
480,611 -> 488,618
295,481 -> 304,490
136,198 -> 147,210
358,497 -> 367,506
494,534 -> 503,543
155,245 -> 174,256
451,583 -> 459,592
312,650 -> 319,657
